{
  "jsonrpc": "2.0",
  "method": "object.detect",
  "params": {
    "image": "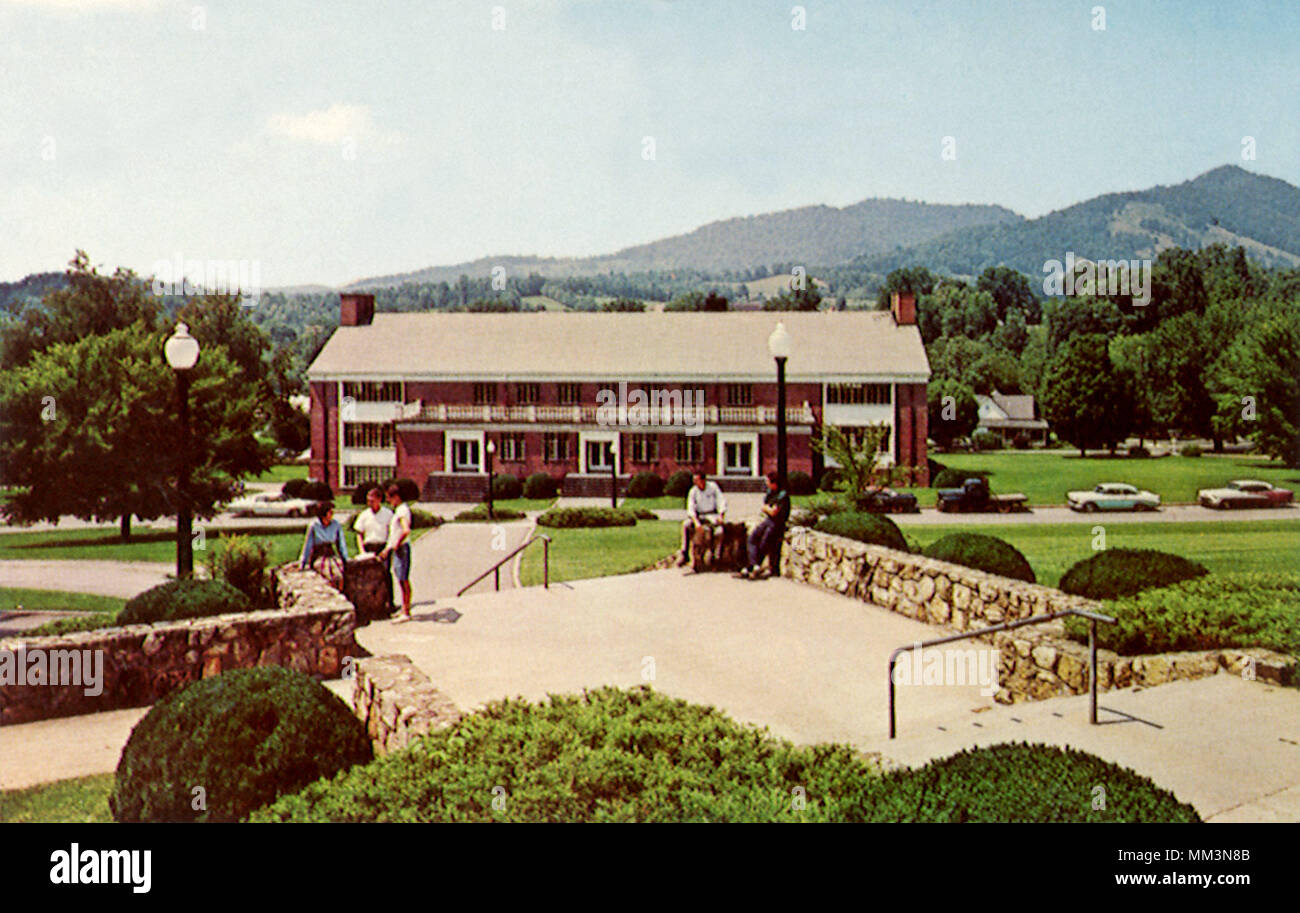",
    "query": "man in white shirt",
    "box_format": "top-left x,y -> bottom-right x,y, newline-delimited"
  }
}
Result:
677,470 -> 727,566
379,483 -> 414,622
353,487 -> 394,610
